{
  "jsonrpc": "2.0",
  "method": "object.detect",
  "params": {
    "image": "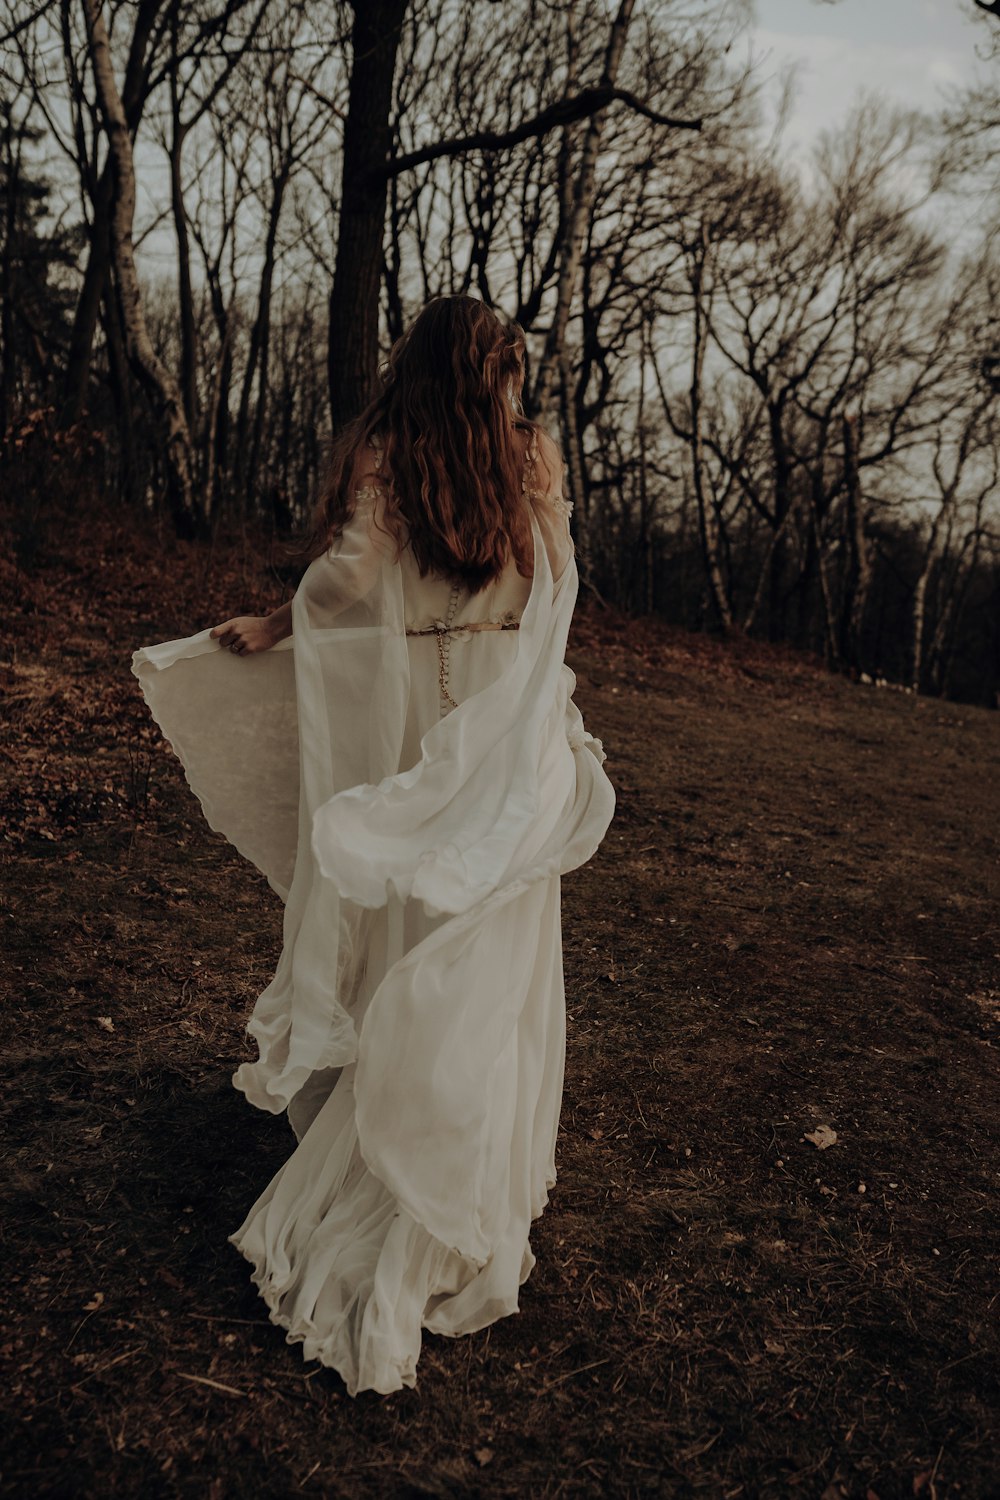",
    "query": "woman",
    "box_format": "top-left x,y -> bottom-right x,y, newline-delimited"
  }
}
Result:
131,294 -> 615,1396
